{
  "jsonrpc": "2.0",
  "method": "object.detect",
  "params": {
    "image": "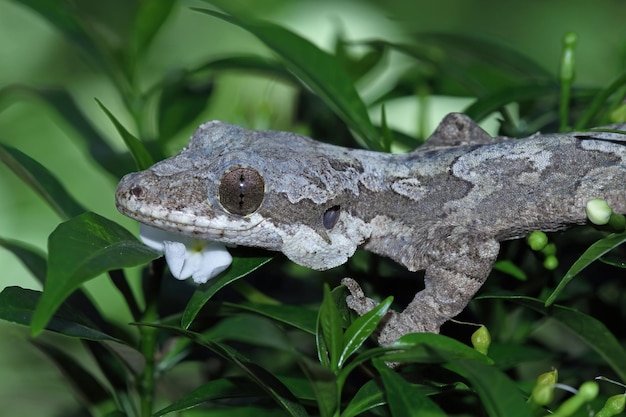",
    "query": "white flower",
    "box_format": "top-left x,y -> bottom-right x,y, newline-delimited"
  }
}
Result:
139,224 -> 232,284
585,198 -> 613,225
